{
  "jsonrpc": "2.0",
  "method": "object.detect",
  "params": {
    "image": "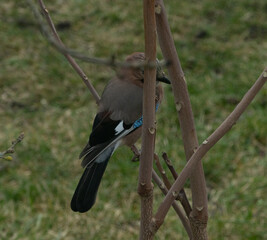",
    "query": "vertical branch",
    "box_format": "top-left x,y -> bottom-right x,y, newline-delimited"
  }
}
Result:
155,0 -> 208,239
138,0 -> 157,239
